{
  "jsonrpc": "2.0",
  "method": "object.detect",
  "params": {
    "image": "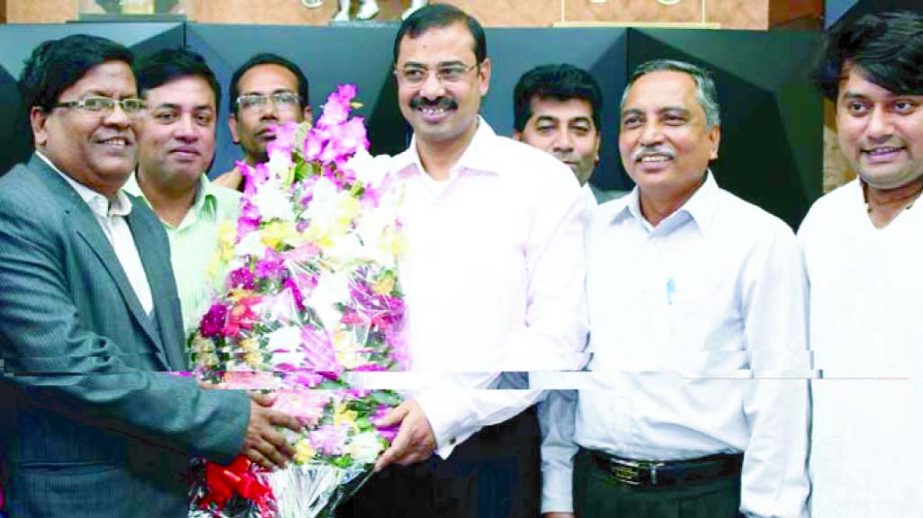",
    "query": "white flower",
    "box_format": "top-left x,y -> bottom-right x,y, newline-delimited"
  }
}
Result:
345,148 -> 393,188
267,150 -> 293,181
308,270 -> 350,331
348,432 -> 384,464
252,179 -> 295,222
236,231 -> 266,260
